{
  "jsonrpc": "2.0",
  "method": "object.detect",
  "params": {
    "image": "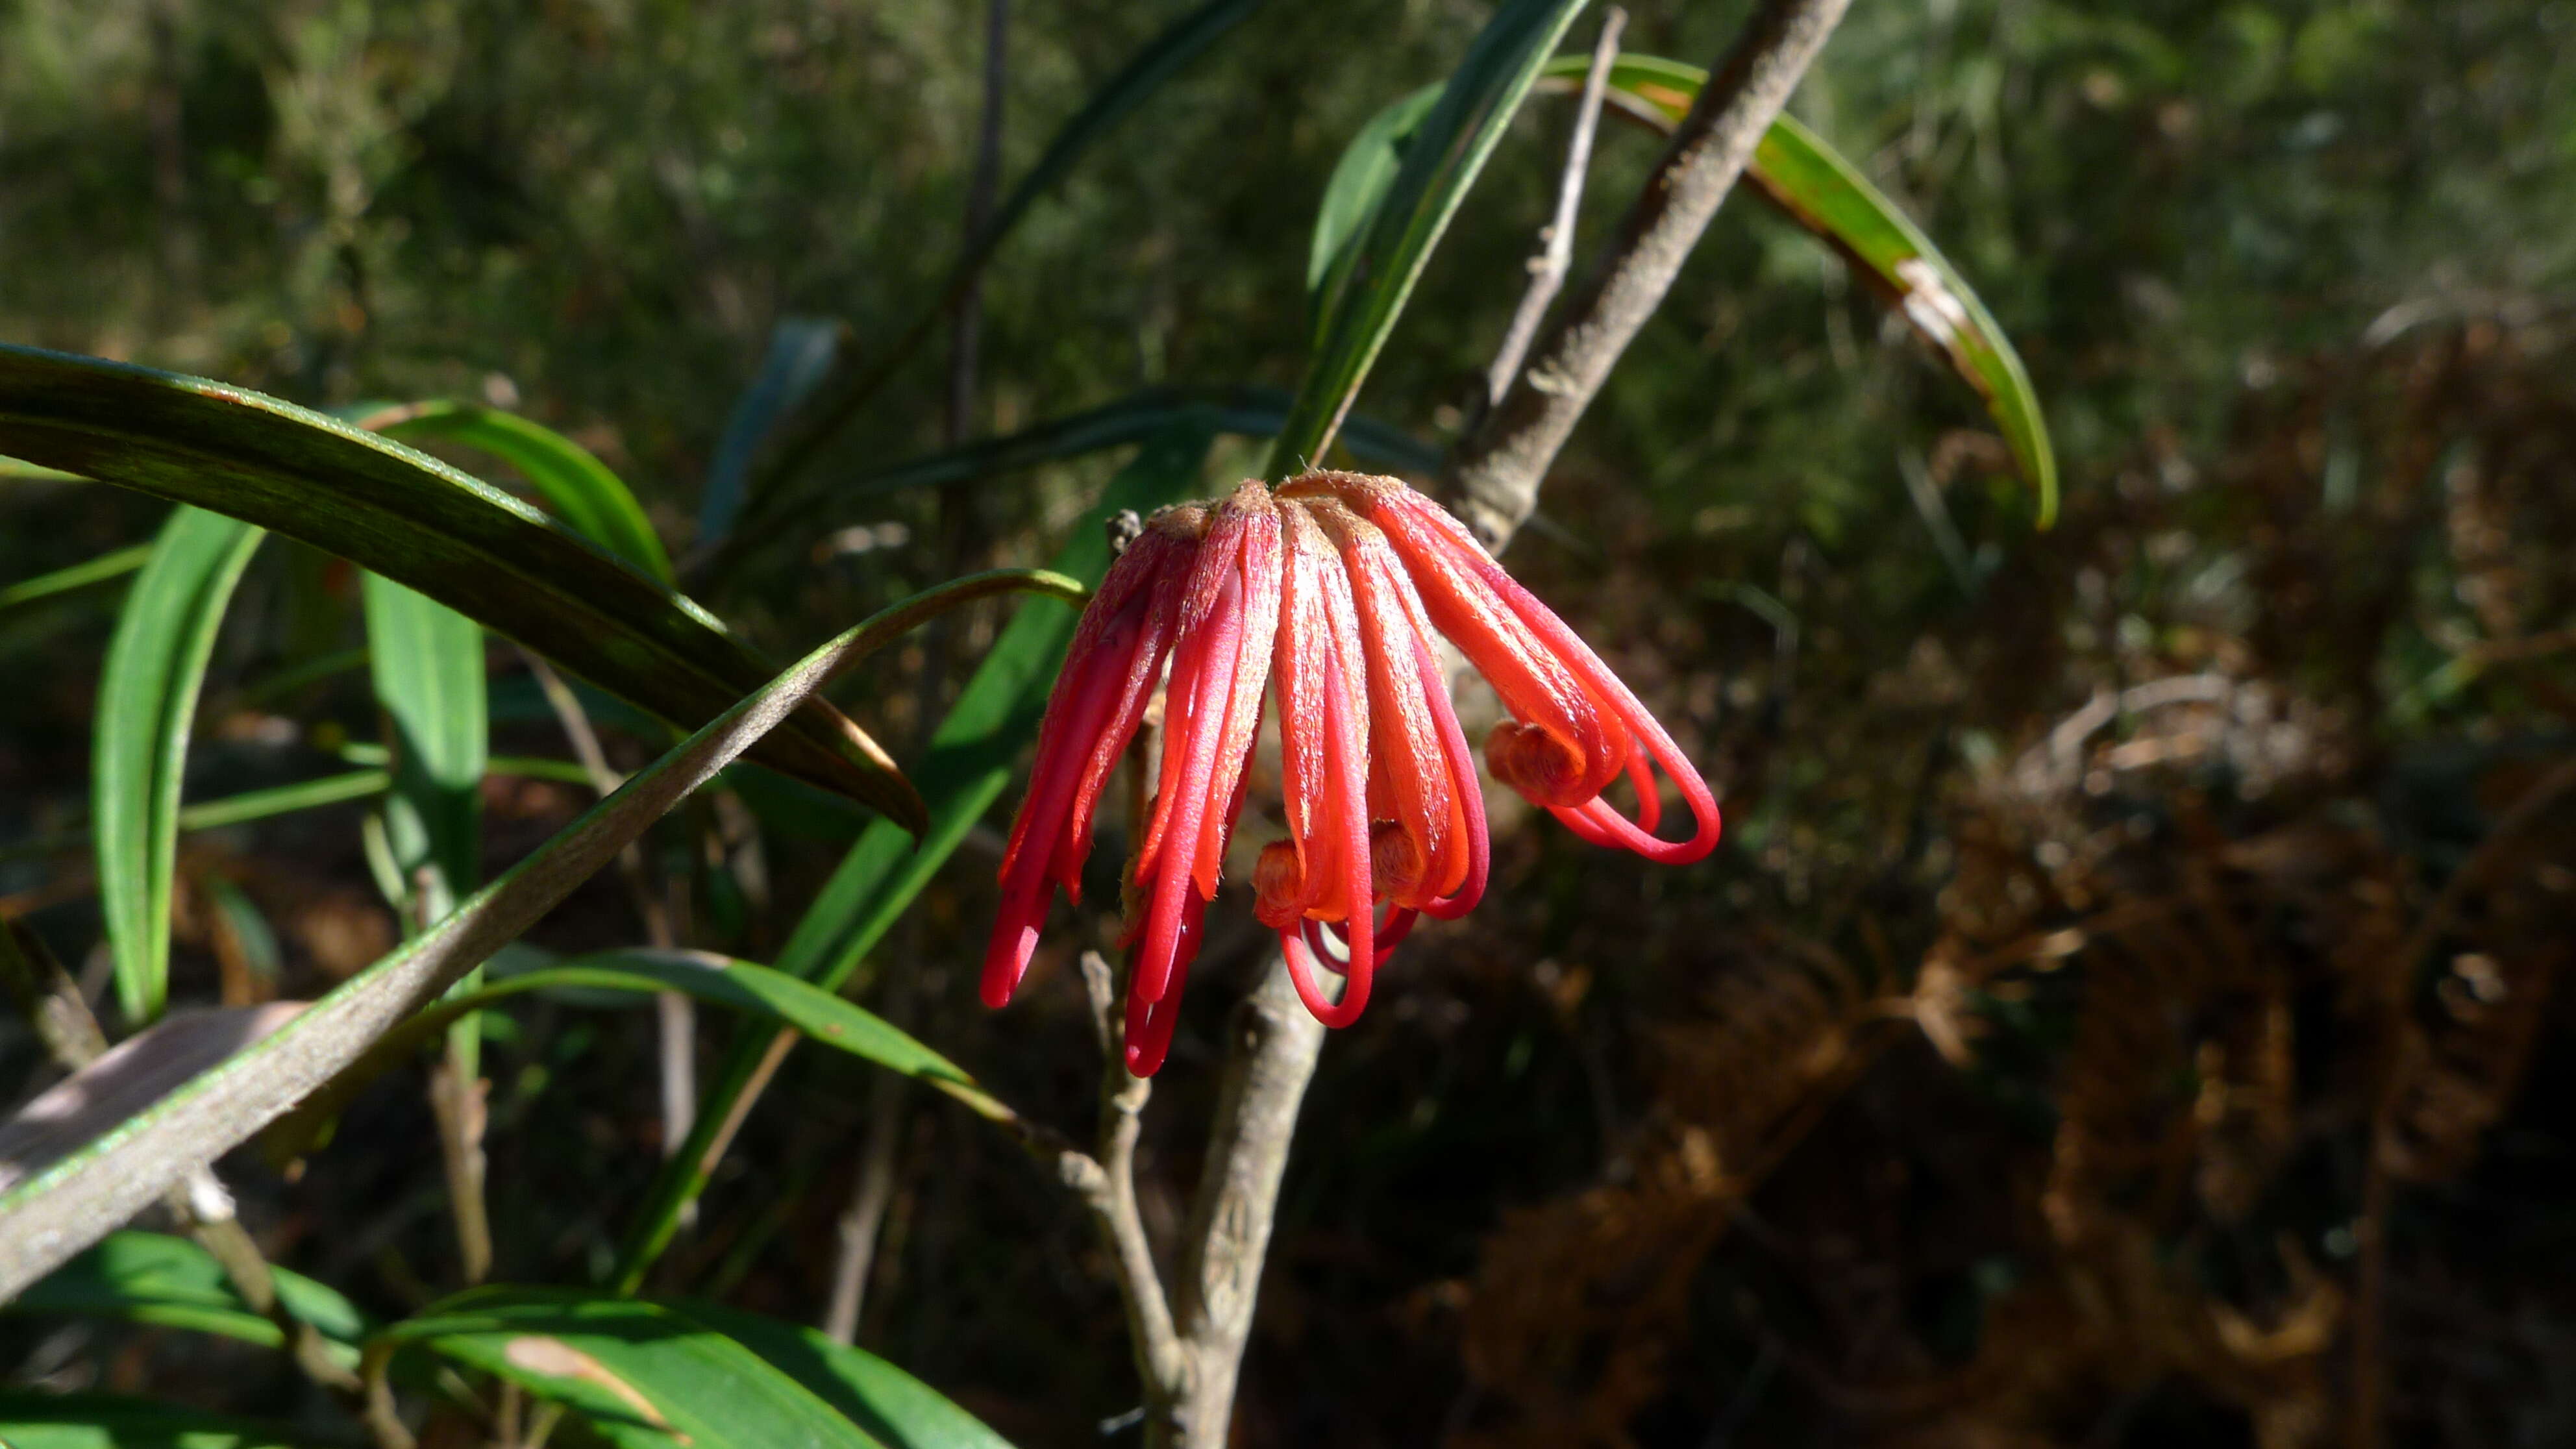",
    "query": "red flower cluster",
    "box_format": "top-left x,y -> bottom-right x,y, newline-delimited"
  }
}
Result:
984,473 -> 1720,1074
